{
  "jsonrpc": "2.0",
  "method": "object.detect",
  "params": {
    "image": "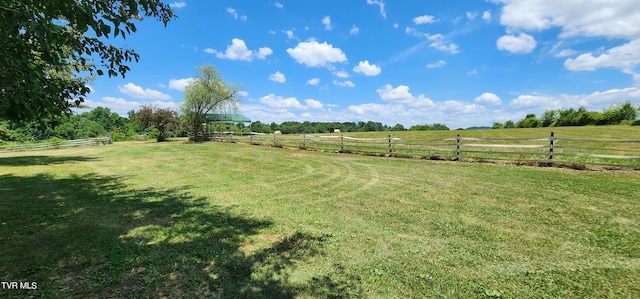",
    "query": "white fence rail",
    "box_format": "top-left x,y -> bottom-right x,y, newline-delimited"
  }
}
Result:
214,132 -> 640,168
0,137 -> 112,153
